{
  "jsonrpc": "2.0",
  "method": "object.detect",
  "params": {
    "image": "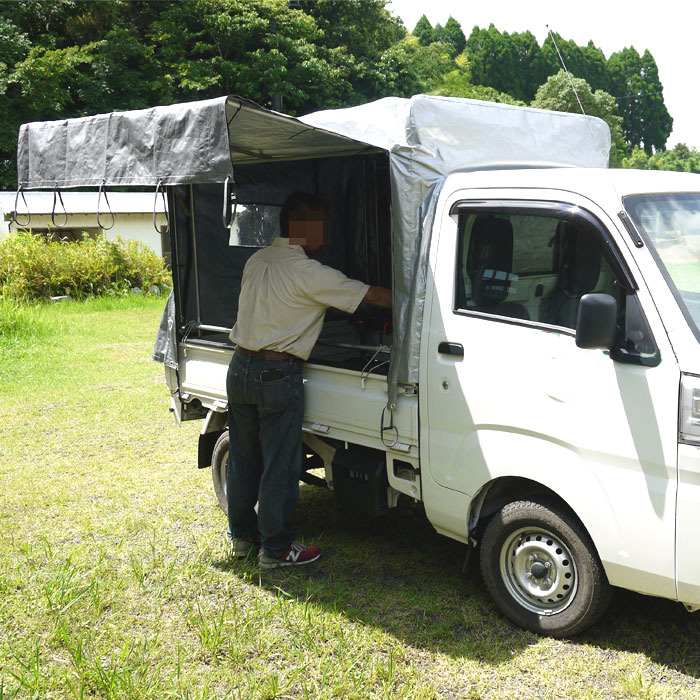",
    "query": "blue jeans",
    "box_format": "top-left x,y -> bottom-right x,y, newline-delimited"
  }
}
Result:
226,351 -> 304,558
